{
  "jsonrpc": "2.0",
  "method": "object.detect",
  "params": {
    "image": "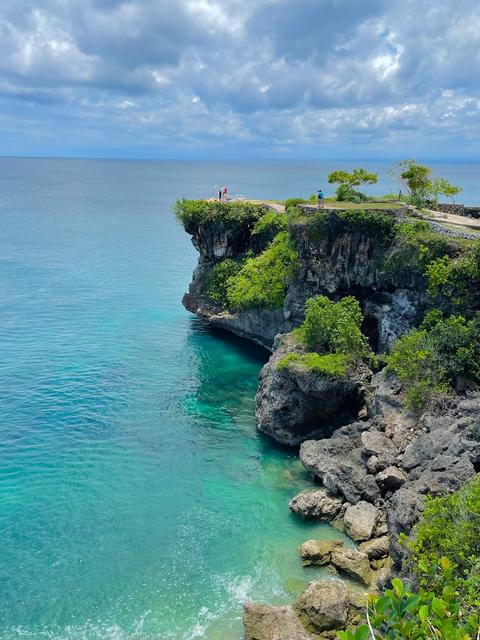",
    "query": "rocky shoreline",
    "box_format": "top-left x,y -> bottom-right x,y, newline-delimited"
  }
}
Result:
178,202 -> 480,638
